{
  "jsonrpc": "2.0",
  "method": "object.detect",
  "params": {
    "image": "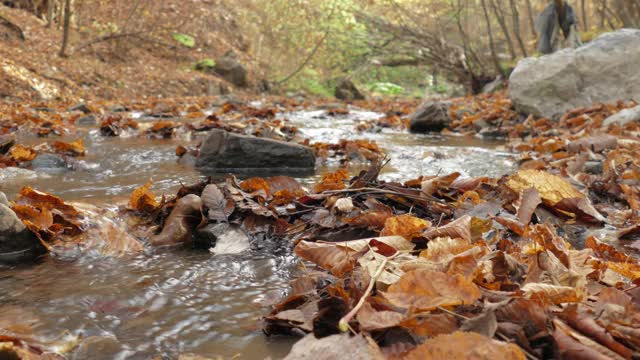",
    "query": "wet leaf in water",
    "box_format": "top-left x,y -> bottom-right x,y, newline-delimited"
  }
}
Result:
129,181 -> 159,213
201,184 -> 233,221
51,139 -> 85,157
